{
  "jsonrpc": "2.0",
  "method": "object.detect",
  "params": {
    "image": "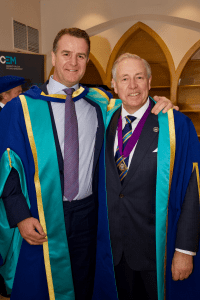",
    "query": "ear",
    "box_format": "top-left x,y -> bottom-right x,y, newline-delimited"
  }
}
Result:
51,51 -> 56,67
112,78 -> 118,94
148,75 -> 152,91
